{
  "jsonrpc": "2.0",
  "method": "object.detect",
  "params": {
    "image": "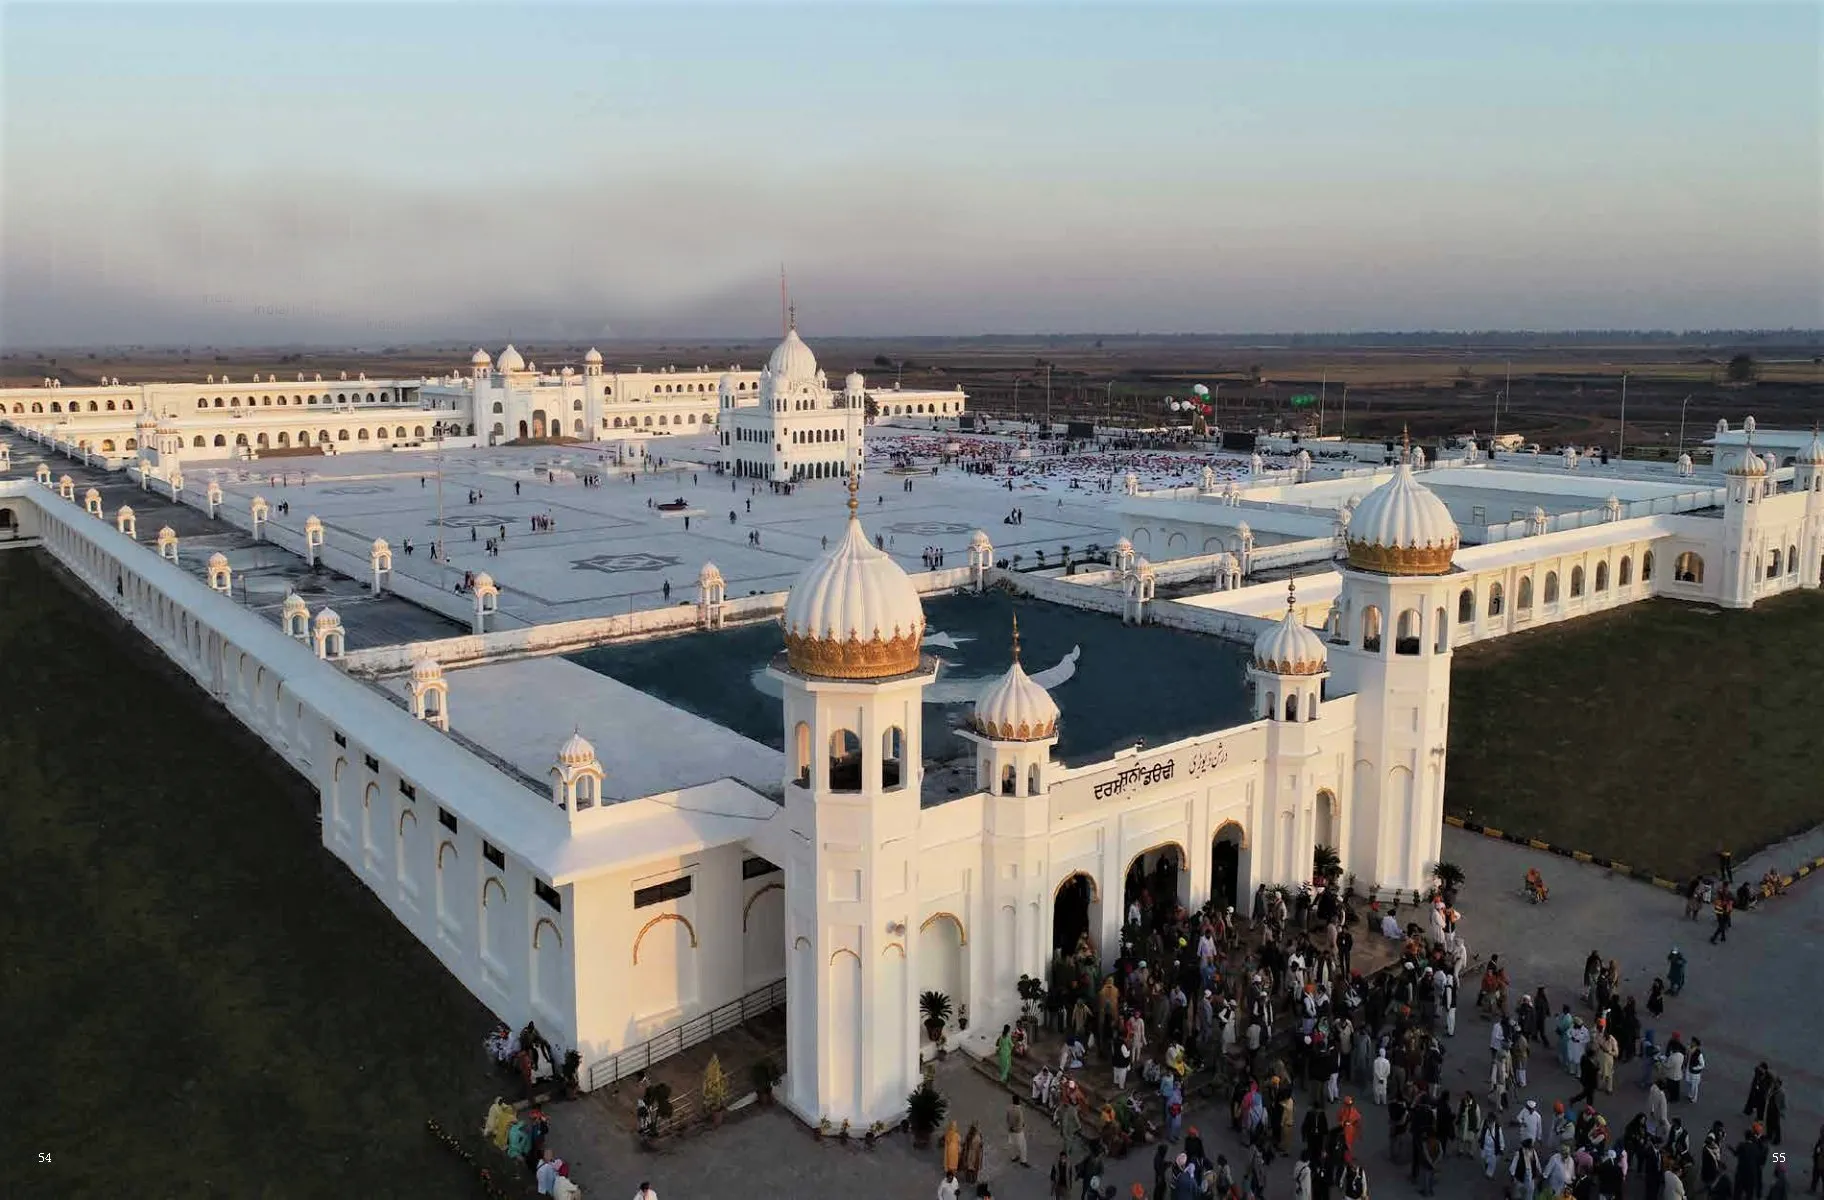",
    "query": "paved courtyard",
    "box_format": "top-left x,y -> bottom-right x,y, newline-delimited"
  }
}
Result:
190,434 -> 1273,627
538,825 -> 1823,1200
